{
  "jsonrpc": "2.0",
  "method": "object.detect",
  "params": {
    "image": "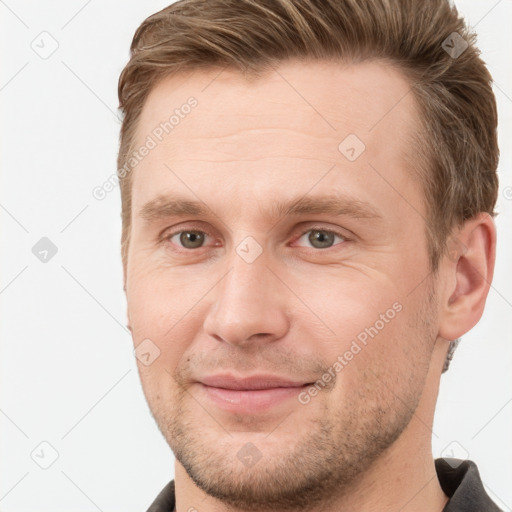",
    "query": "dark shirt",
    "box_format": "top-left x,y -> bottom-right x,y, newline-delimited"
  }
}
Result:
146,458 -> 502,511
